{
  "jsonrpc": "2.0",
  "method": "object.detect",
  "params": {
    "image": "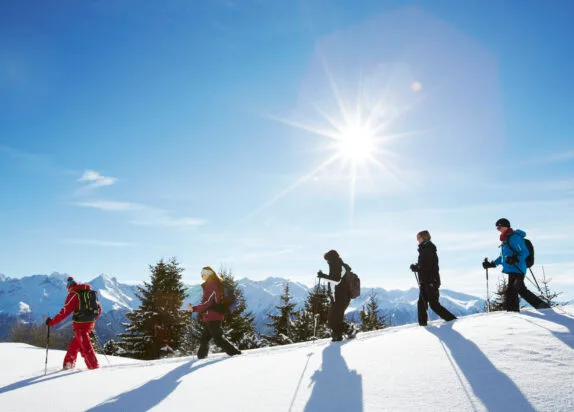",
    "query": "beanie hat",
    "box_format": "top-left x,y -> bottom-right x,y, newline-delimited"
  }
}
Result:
495,218 -> 511,228
66,277 -> 77,289
323,249 -> 340,262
